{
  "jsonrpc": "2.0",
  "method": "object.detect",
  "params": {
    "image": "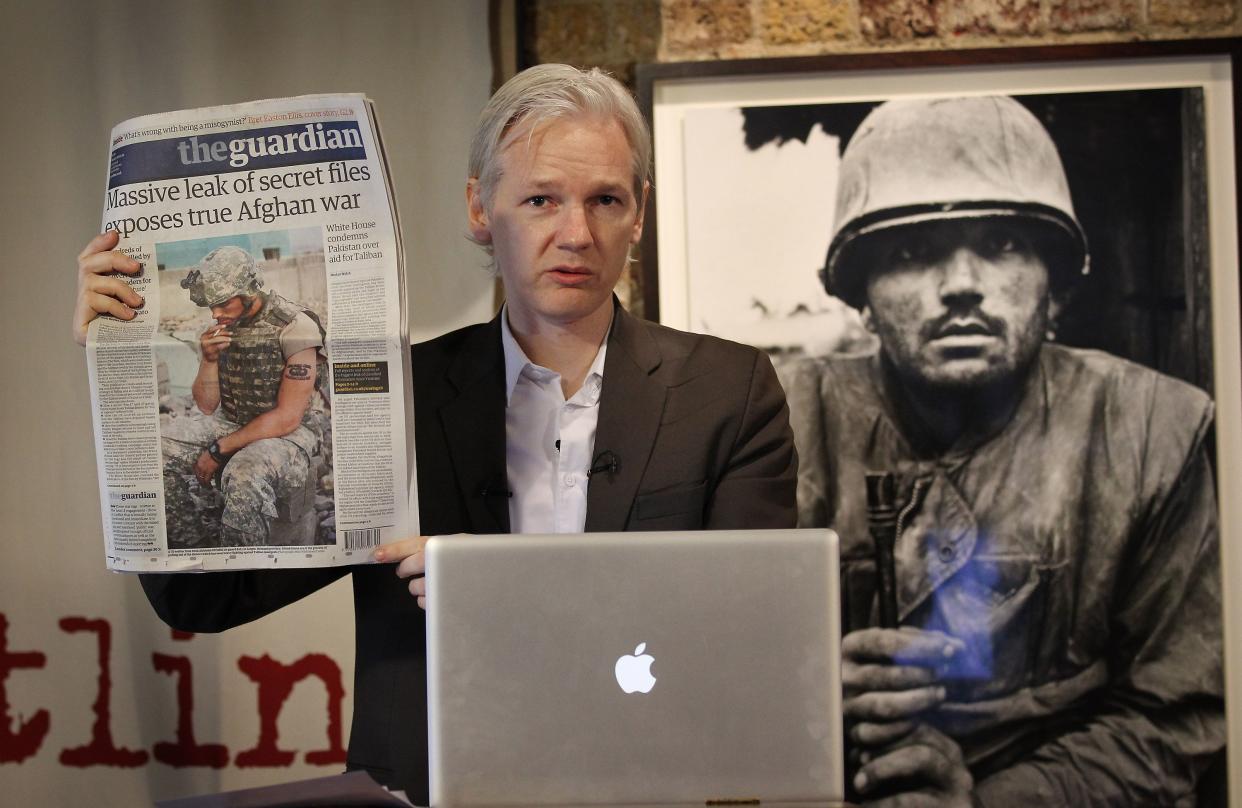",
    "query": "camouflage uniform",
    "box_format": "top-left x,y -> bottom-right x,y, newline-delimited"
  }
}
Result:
162,410 -> 320,546
162,247 -> 326,548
